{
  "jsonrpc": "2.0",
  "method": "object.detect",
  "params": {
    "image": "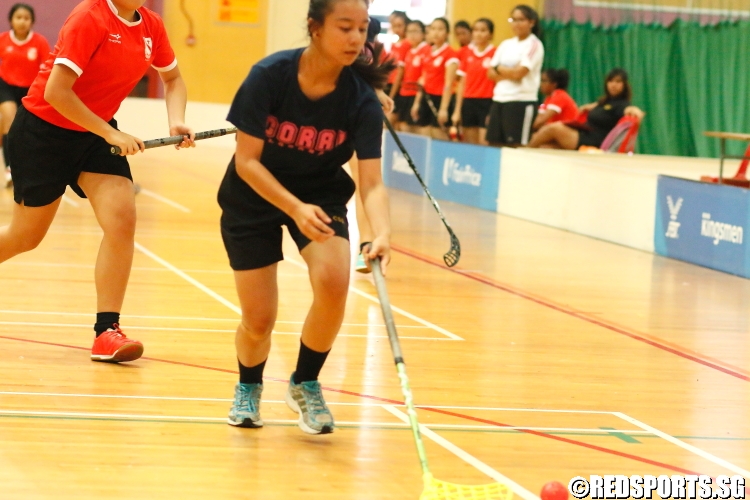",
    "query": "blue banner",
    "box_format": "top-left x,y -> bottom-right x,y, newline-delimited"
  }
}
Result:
655,175 -> 750,278
427,140 -> 502,212
382,131 -> 430,196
